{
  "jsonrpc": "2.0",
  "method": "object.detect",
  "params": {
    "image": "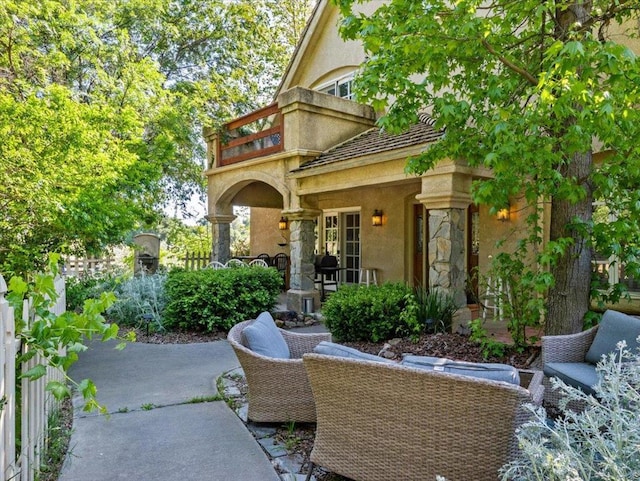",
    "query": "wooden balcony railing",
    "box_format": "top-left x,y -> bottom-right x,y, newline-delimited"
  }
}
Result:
216,103 -> 283,167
